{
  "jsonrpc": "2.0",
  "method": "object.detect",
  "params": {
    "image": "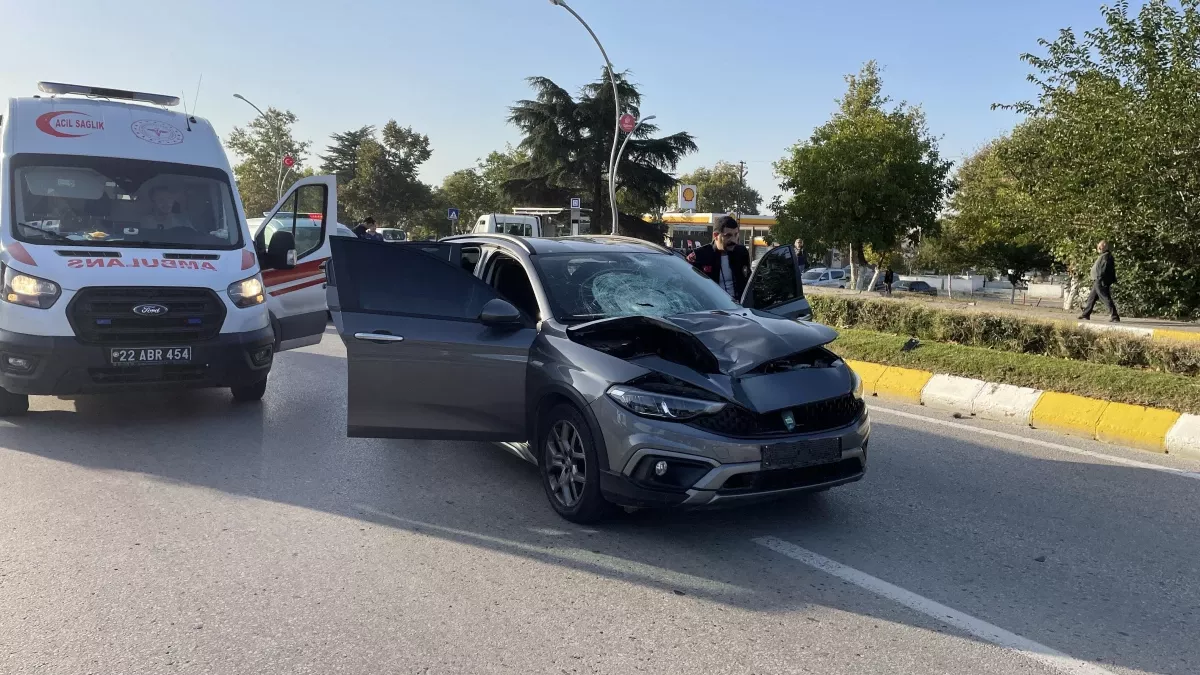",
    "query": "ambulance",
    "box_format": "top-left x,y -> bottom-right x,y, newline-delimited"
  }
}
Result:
0,82 -> 337,416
